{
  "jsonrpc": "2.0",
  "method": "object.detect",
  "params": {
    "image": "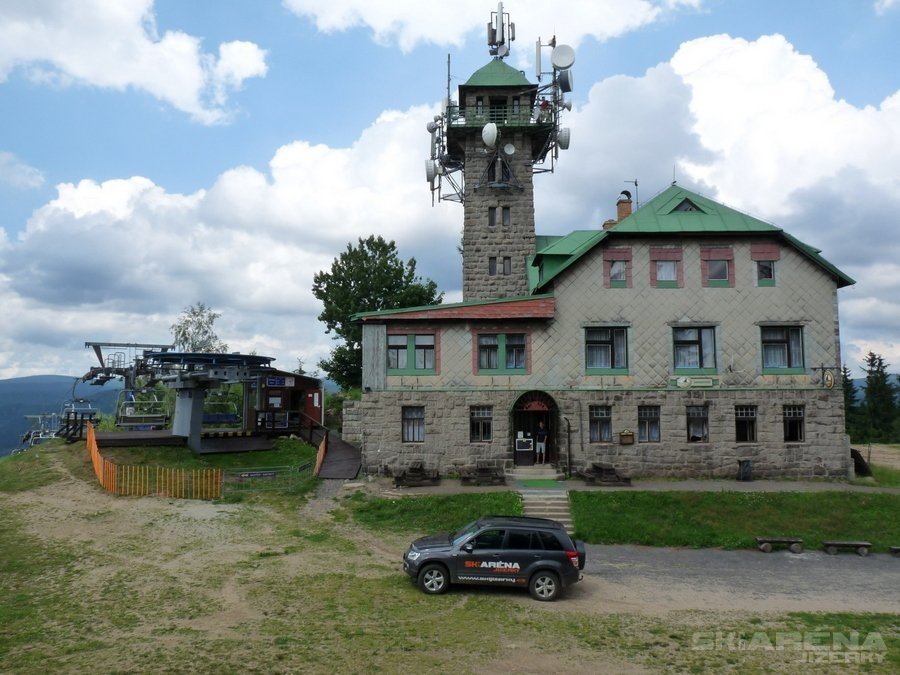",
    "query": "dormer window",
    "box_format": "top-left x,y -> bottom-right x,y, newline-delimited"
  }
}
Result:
673,198 -> 702,212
